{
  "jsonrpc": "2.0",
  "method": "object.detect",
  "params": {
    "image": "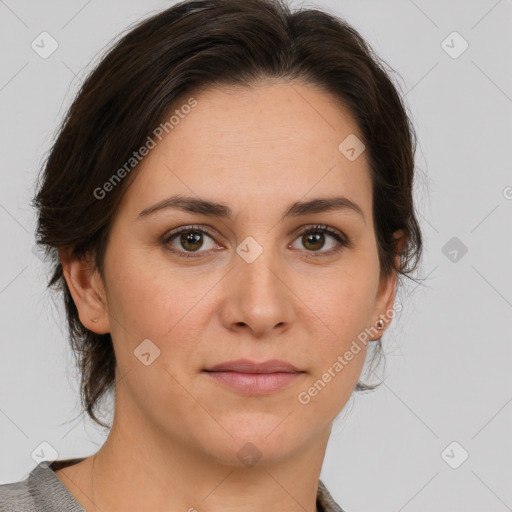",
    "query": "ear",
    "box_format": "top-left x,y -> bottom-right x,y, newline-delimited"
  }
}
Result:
371,229 -> 404,340
58,247 -> 110,334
